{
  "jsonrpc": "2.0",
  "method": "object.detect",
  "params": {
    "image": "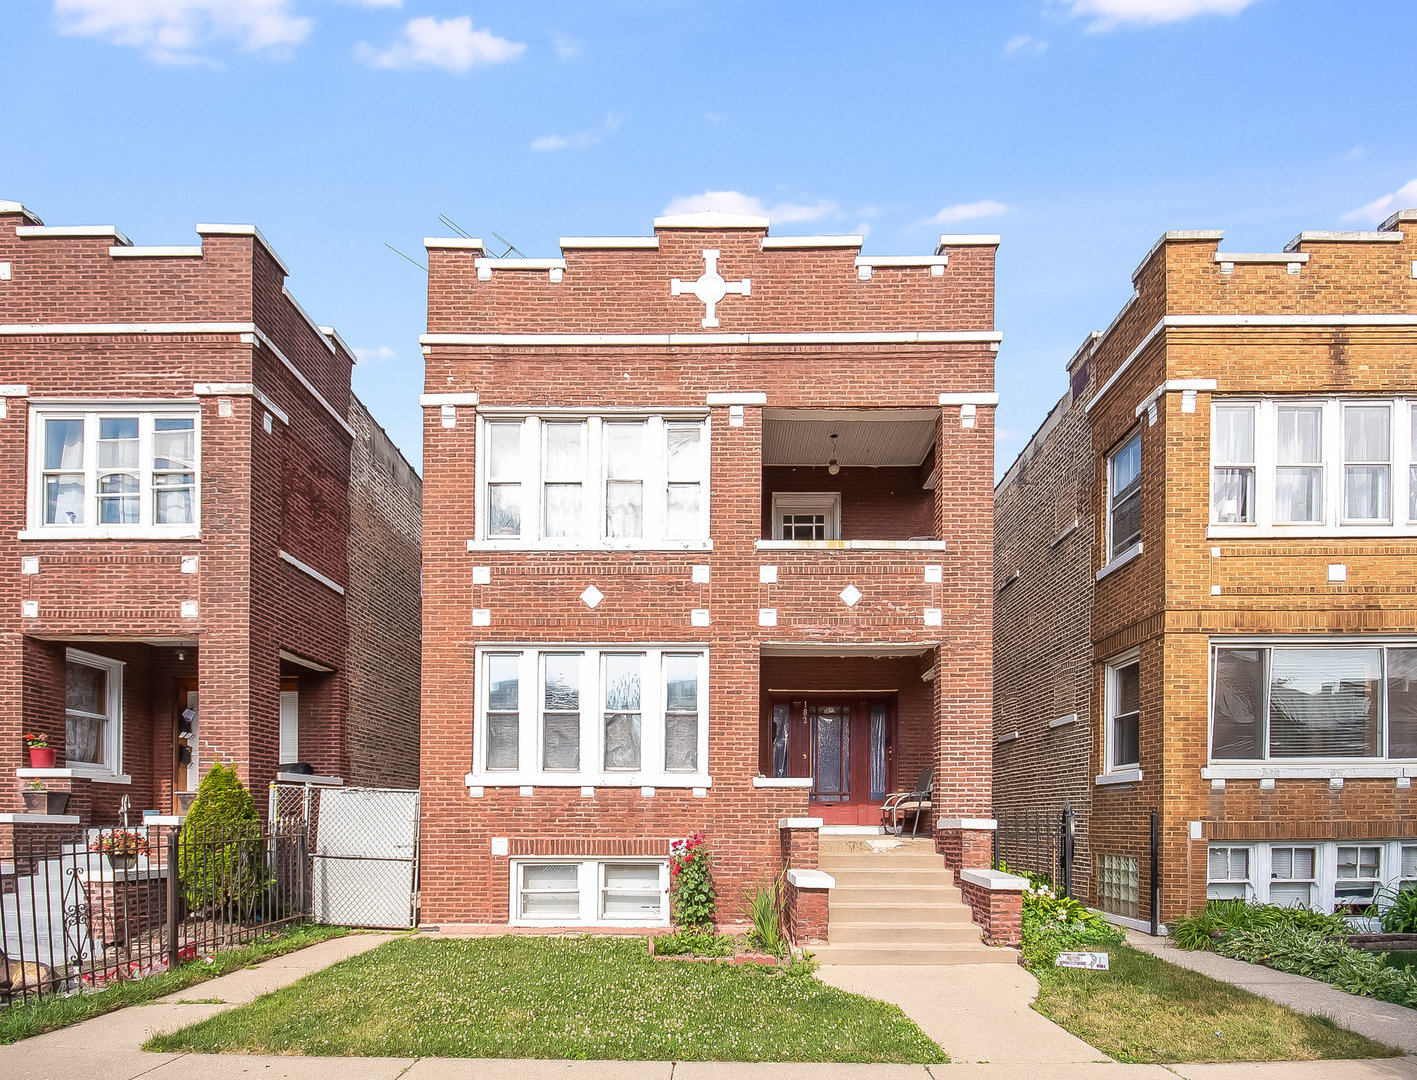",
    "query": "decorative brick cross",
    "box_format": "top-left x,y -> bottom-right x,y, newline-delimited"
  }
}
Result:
671,249 -> 751,328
